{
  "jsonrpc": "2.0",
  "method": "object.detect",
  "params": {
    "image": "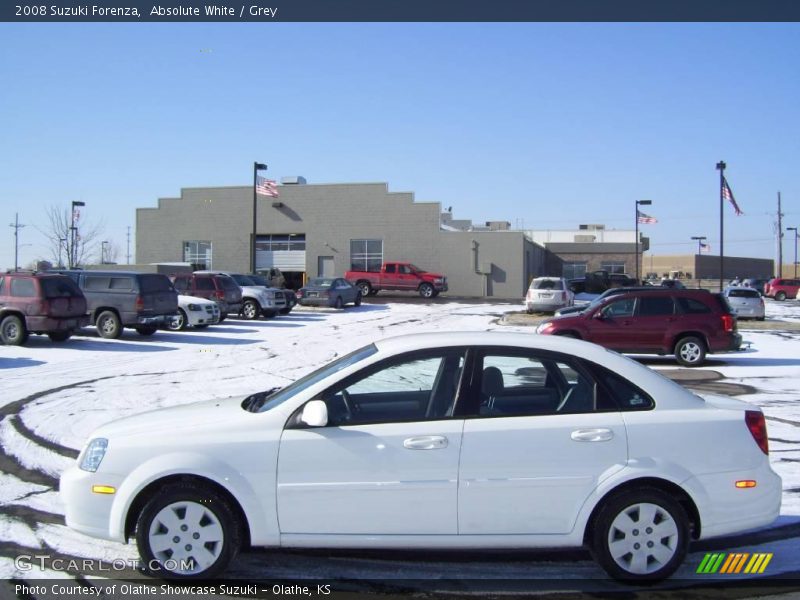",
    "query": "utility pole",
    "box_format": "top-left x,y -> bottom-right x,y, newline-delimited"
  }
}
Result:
126,226 -> 131,264
777,192 -> 784,278
9,213 -> 26,271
